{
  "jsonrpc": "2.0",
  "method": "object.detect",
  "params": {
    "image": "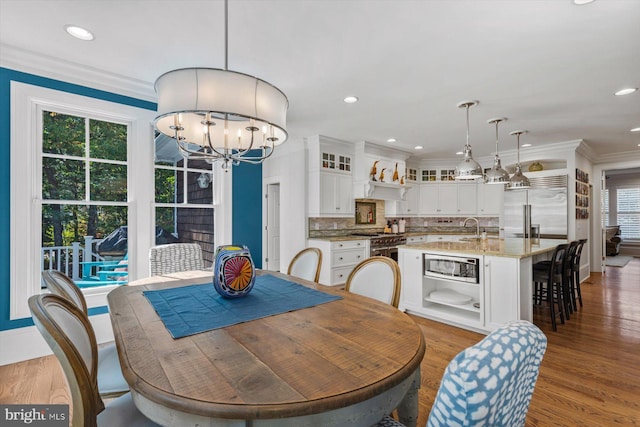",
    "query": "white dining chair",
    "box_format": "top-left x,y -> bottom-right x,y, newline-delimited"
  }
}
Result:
287,247 -> 322,283
149,243 -> 204,275
41,270 -> 129,399
344,256 -> 401,308
29,294 -> 160,427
